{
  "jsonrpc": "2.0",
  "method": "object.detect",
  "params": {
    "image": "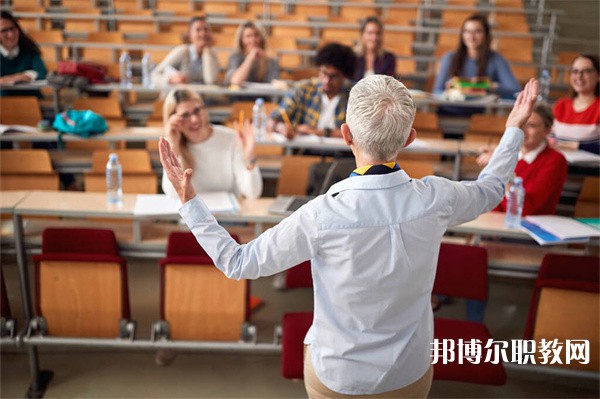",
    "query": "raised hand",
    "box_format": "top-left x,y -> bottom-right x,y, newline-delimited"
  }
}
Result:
158,137 -> 196,204
233,118 -> 257,165
506,78 -> 538,130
